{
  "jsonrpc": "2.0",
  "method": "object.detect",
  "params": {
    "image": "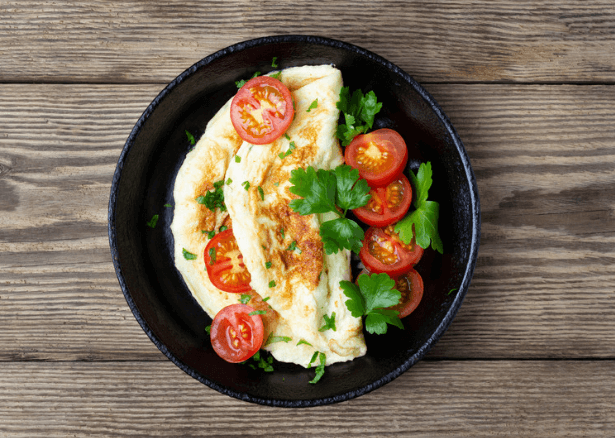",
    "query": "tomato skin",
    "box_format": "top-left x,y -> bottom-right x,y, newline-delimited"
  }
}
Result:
359,226 -> 424,277
353,174 -> 413,227
390,268 -> 424,318
345,128 -> 408,187
230,76 -> 294,145
210,304 -> 264,363
204,229 -> 252,293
